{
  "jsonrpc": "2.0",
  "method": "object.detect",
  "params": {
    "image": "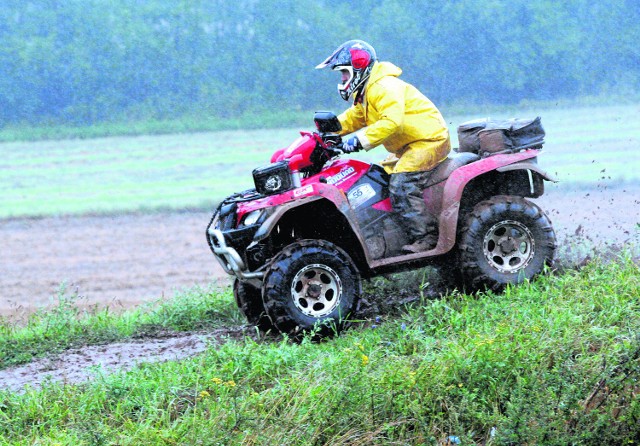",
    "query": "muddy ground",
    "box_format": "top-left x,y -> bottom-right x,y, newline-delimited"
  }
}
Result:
0,328 -> 247,394
1,183 -> 639,319
1,182 -> 638,392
